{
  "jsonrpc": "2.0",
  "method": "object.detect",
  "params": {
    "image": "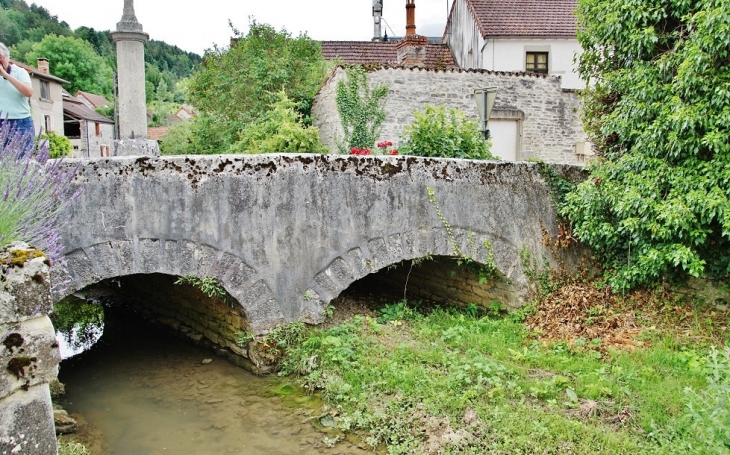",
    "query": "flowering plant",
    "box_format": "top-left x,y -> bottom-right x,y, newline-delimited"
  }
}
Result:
377,141 -> 399,156
0,124 -> 80,265
350,147 -> 372,156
